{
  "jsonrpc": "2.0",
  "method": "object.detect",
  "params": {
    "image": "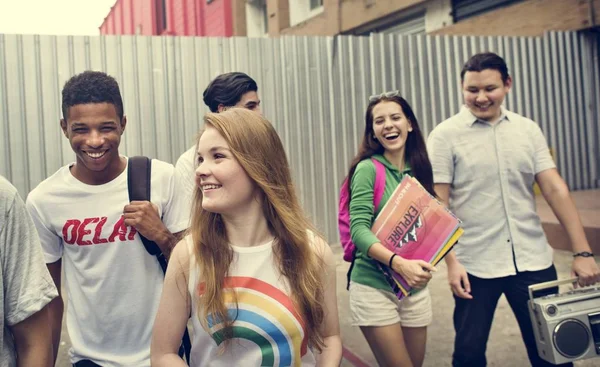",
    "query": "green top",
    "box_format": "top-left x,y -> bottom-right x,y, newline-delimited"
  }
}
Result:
349,154 -> 412,291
